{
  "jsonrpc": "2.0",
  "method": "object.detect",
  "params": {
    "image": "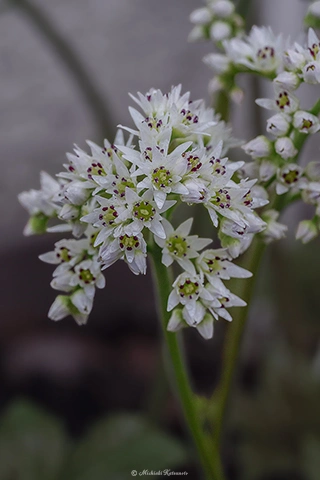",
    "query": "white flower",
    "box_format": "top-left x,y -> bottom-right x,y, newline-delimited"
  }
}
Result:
296,219 -> 318,243
18,171 -> 62,235
154,218 -> 211,275
276,164 -> 303,194
123,85 -> 216,139
261,209 -> 287,243
127,141 -> 191,209
48,291 -> 92,325
293,110 -> 320,134
204,285 -> 246,322
122,188 -> 174,240
223,26 -> 284,74
196,248 -> 252,290
167,306 -> 214,340
275,137 -> 298,159
302,61 -> 320,83
242,135 -> 272,158
256,86 -> 299,114
81,195 -> 128,246
167,272 -> 213,317
266,113 -> 291,137
39,238 -> 89,276
99,232 -> 147,275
